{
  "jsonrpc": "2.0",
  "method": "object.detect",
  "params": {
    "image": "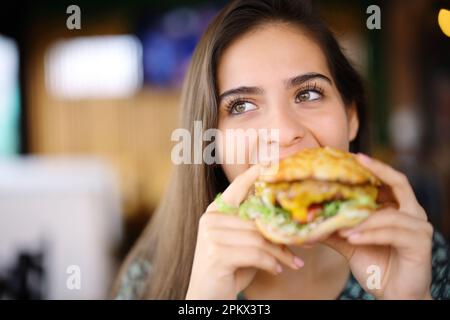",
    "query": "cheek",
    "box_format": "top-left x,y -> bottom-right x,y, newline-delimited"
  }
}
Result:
308,105 -> 351,150
217,120 -> 261,181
